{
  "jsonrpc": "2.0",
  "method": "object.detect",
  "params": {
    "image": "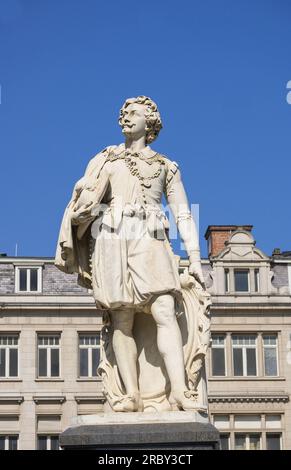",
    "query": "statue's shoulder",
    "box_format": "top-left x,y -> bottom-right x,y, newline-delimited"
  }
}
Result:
87,145 -> 114,167
158,154 -> 180,174
156,154 -> 180,188
85,144 -> 122,174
